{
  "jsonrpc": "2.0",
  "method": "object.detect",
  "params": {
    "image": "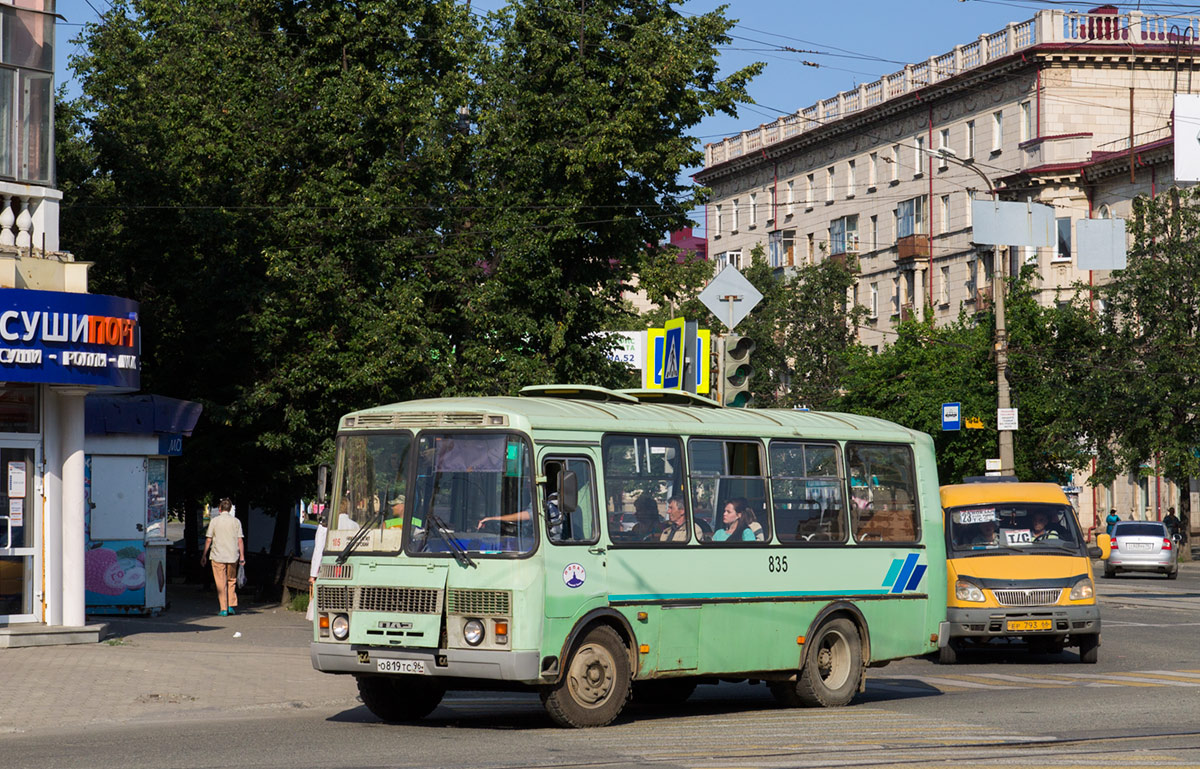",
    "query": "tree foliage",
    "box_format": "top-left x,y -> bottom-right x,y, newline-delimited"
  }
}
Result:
59,0 -> 760,508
